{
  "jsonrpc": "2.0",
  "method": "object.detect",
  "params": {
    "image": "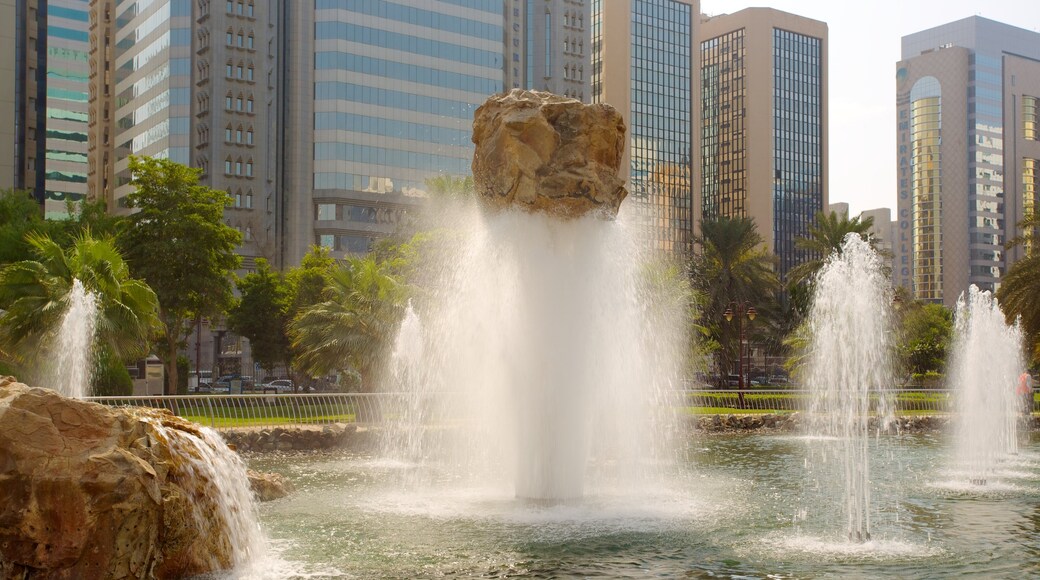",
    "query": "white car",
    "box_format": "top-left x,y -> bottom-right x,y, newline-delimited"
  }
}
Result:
263,379 -> 294,393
